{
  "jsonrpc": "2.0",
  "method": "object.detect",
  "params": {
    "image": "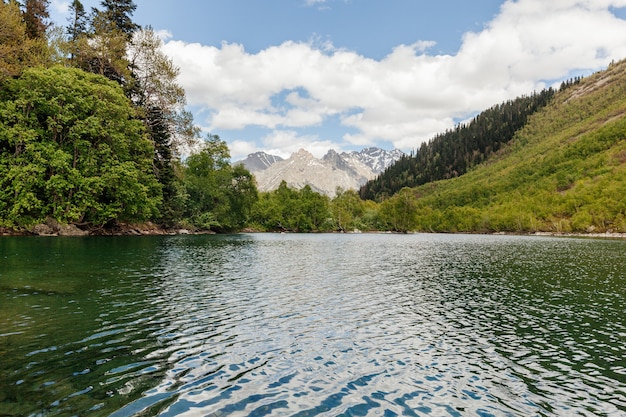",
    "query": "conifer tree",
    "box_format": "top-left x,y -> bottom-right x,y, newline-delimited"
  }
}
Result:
69,0 -> 138,85
65,0 -> 87,61
67,0 -> 87,42
99,0 -> 138,38
23,0 -> 50,39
